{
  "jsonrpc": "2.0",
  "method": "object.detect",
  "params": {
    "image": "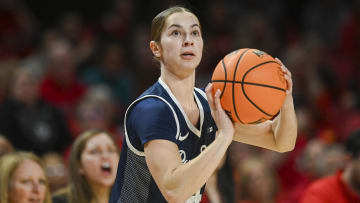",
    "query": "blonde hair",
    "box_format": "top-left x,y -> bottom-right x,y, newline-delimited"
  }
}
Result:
56,129 -> 119,203
0,152 -> 52,203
